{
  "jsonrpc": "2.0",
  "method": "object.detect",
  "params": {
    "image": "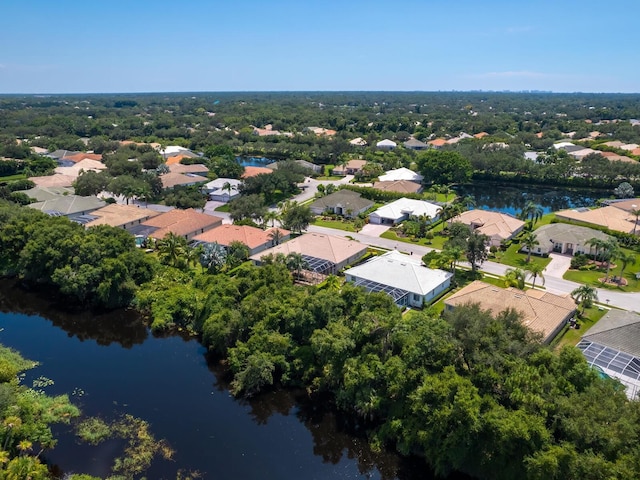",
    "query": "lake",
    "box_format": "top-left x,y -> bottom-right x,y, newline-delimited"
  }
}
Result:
454,183 -> 608,216
236,156 -> 276,168
0,281 -> 469,480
